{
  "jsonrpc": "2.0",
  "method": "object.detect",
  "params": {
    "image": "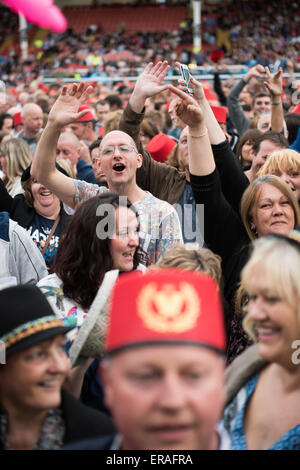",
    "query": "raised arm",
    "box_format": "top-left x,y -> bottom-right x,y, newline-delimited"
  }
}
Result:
167,84 -> 248,296
176,67 -> 249,213
129,61 -> 170,113
227,65 -> 266,136
31,83 -> 93,209
167,85 -> 214,176
120,61 -> 170,150
119,62 -> 185,203
263,66 -> 284,133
